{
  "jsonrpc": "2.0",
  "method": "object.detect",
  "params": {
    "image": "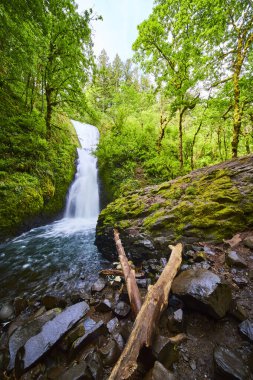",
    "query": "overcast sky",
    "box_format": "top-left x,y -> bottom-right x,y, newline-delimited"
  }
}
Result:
75,0 -> 154,61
